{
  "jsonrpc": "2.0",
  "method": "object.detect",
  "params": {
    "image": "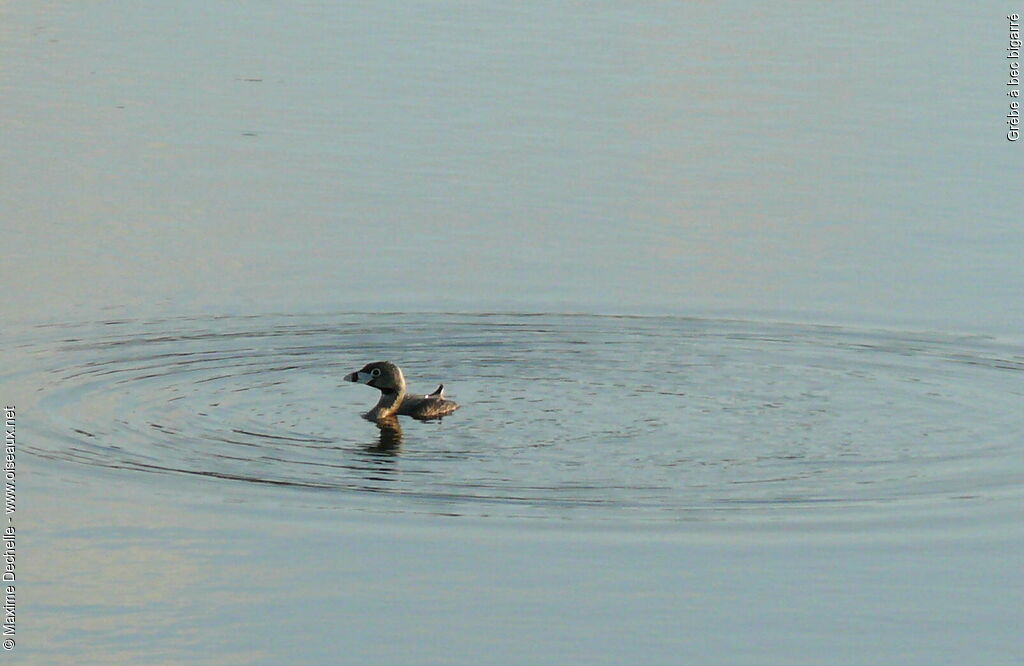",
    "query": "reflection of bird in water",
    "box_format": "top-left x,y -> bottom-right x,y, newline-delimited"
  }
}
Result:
344,361 -> 460,421
367,416 -> 404,454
